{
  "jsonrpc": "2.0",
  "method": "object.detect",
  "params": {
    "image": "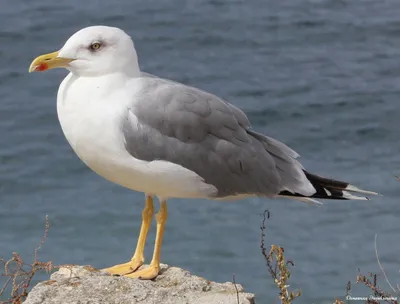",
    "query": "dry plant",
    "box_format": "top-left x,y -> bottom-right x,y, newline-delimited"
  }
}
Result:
335,234 -> 399,304
351,234 -> 399,304
0,215 -> 56,304
260,209 -> 301,304
259,177 -> 399,304
337,176 -> 400,303
354,271 -> 397,304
